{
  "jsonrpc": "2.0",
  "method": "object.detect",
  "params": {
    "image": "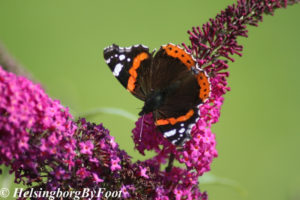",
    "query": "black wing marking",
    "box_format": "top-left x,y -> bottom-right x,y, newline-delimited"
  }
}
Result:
103,44 -> 152,100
